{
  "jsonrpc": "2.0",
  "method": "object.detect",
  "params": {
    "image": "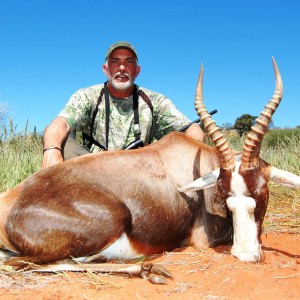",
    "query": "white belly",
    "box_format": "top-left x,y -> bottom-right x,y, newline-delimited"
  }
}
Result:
100,232 -> 142,260
74,232 -> 142,262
